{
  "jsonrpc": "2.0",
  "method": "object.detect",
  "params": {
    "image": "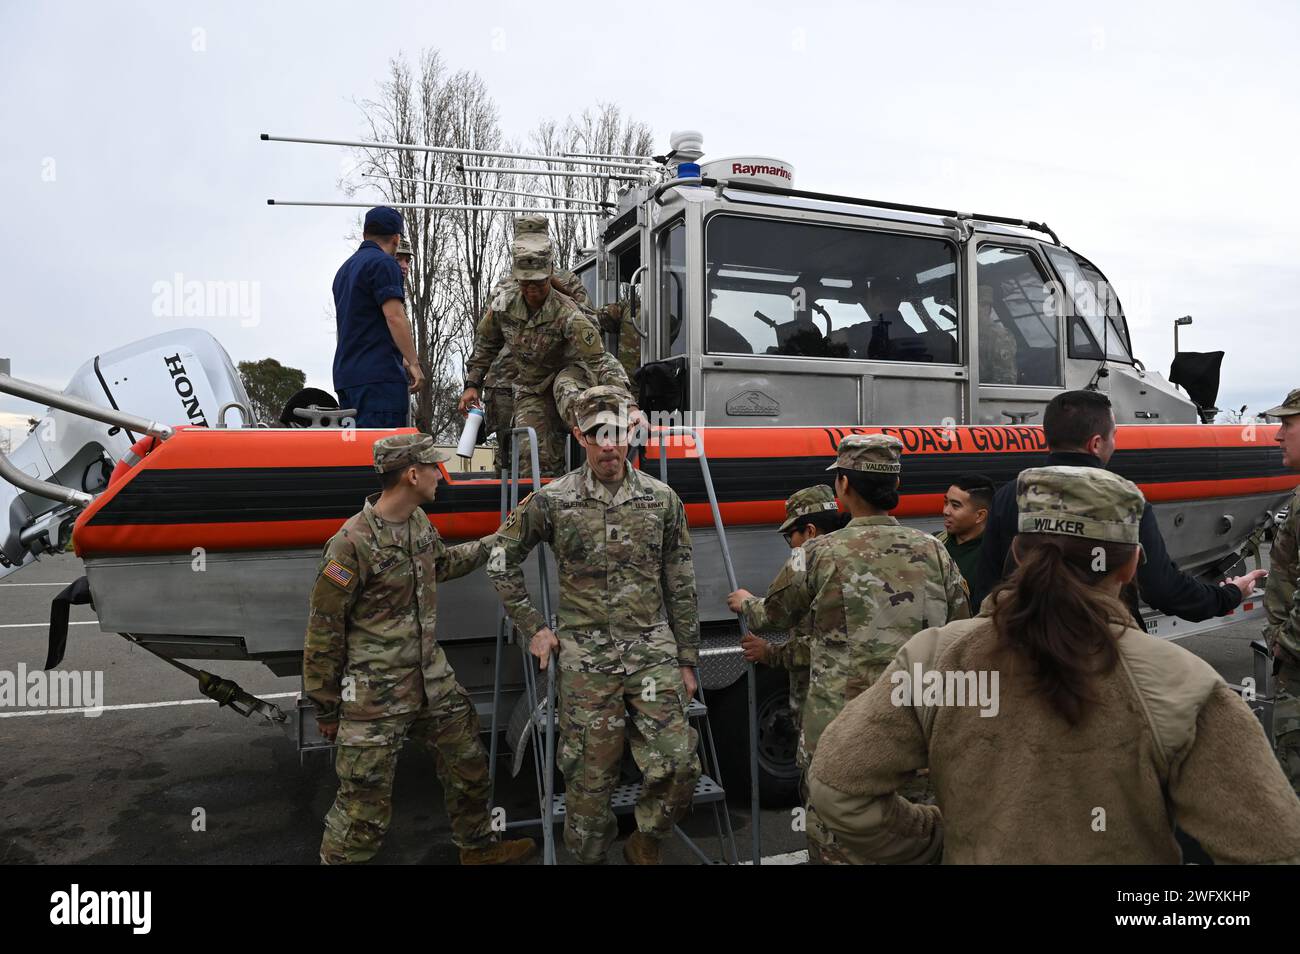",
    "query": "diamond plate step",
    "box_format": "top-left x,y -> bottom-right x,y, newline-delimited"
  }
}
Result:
549,774 -> 725,818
